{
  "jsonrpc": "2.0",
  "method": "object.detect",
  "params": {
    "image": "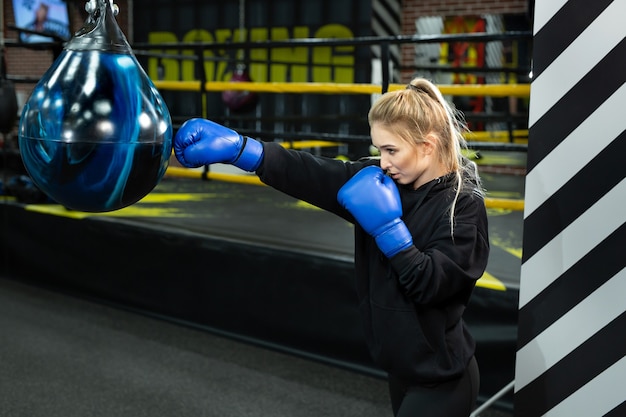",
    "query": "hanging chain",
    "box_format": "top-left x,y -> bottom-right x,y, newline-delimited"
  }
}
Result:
239,0 -> 245,42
